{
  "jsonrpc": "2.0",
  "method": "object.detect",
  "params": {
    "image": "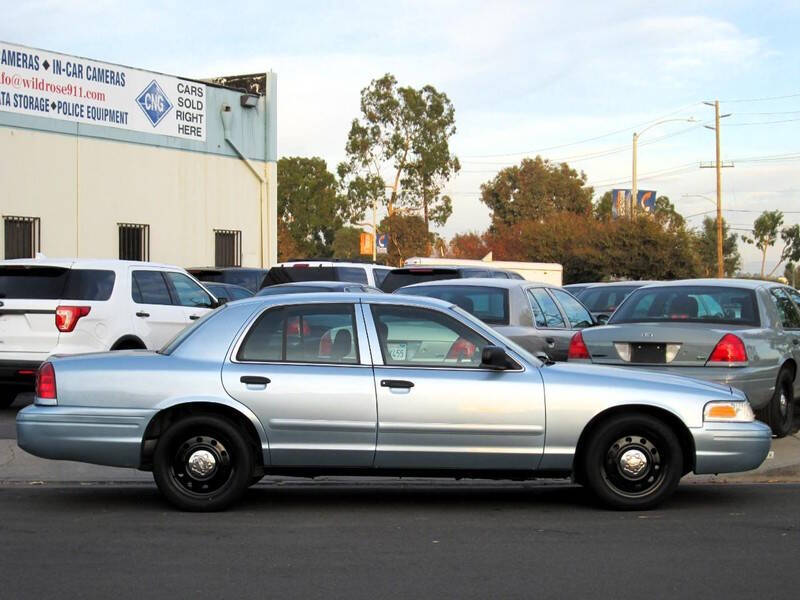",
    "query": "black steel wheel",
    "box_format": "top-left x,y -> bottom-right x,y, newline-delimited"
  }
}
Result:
756,368 -> 794,438
153,414 -> 253,511
582,413 -> 683,510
